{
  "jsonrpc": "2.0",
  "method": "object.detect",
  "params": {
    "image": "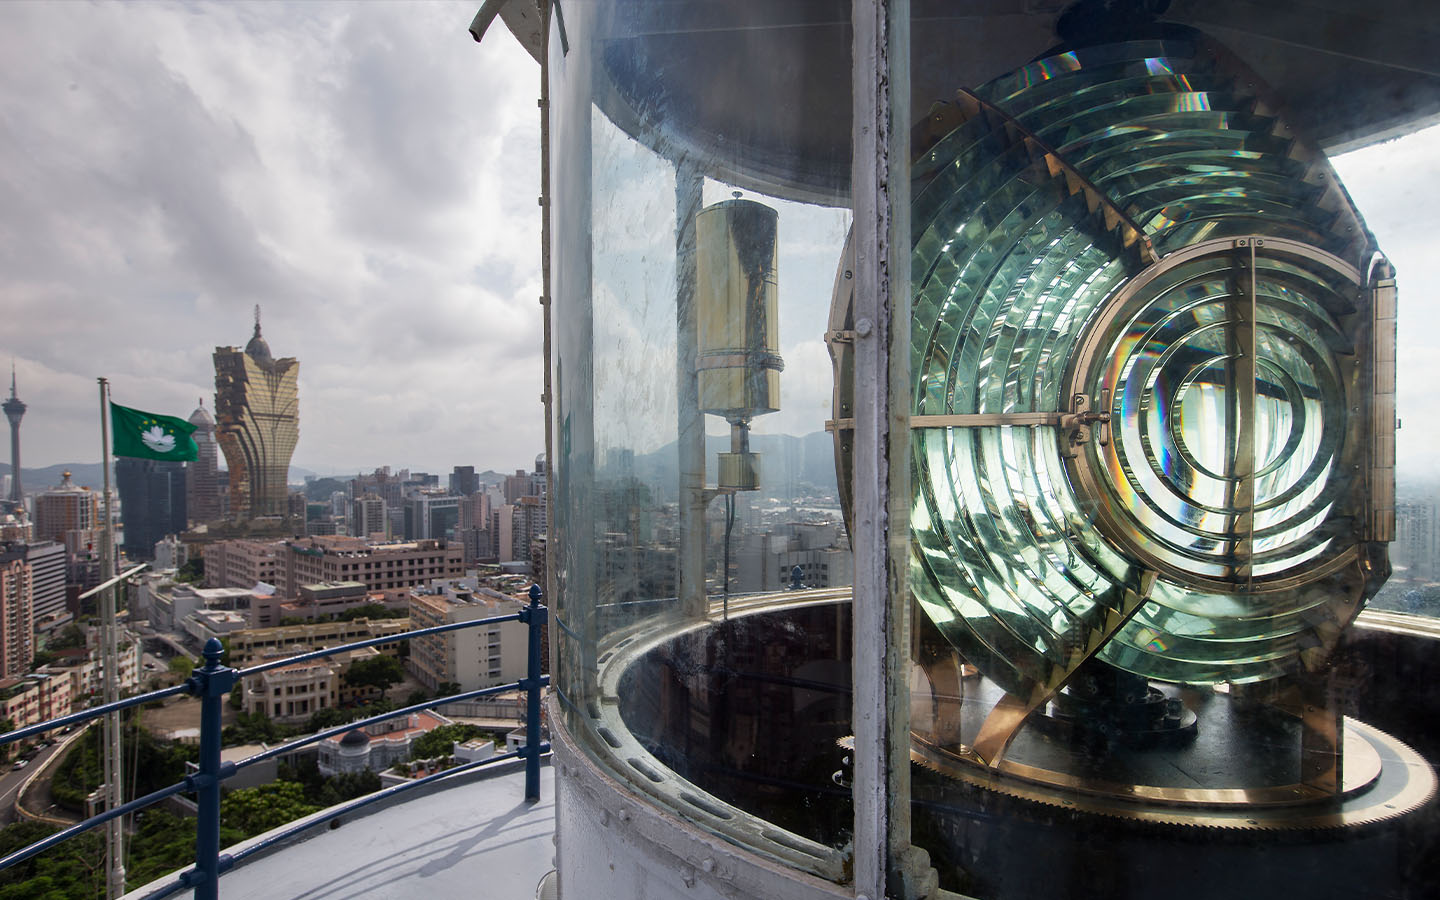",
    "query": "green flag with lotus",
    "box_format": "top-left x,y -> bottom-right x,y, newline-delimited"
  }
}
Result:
110,402 -> 199,461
